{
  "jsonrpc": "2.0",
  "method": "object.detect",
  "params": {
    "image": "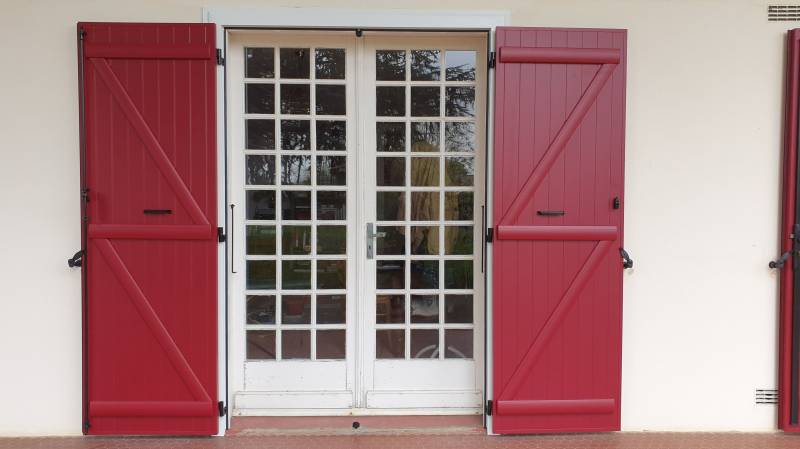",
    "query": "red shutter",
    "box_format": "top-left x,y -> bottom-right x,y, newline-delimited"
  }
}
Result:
492,27 -> 627,434
78,22 -> 218,435
779,29 -> 800,433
